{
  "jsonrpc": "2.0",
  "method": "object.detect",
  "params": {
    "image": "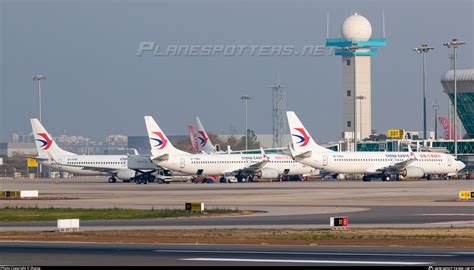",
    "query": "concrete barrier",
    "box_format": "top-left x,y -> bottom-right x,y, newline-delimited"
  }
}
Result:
20,190 -> 39,198
57,219 -> 80,232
